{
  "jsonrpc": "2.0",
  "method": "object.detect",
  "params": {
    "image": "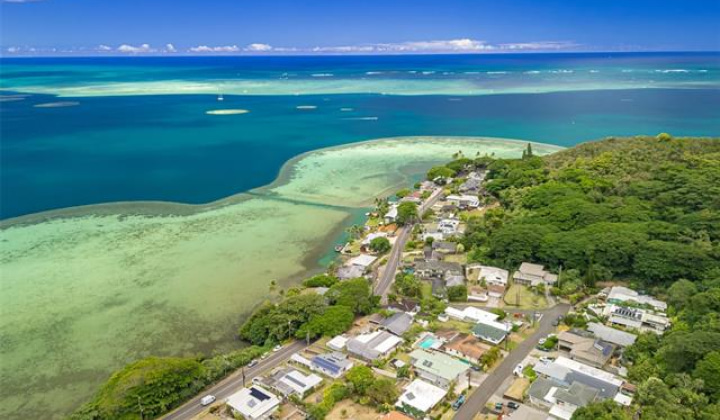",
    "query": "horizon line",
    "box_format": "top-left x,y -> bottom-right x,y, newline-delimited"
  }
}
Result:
2,50 -> 719,59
